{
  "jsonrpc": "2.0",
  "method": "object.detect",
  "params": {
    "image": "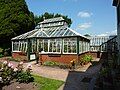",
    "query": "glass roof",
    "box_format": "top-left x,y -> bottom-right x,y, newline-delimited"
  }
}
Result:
12,17 -> 89,40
